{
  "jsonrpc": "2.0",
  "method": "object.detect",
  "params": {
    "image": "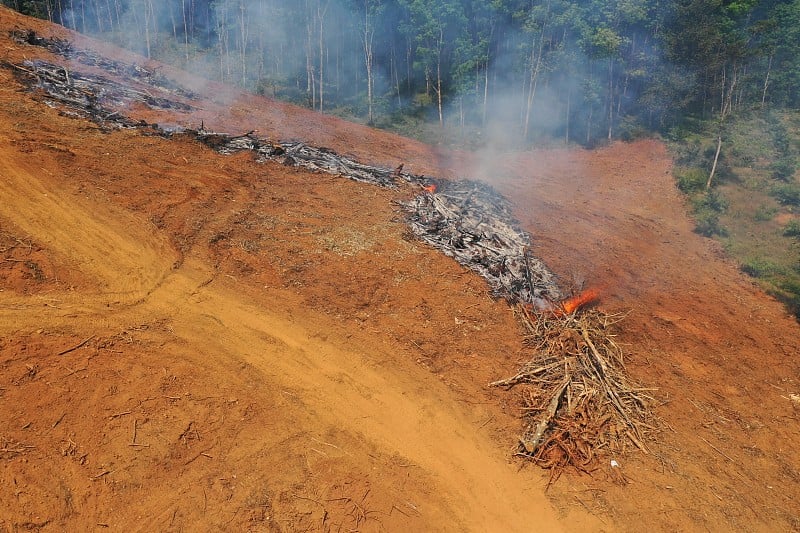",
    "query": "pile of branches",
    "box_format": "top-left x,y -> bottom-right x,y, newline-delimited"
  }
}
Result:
11,29 -> 198,100
491,306 -> 656,484
402,181 -> 561,305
